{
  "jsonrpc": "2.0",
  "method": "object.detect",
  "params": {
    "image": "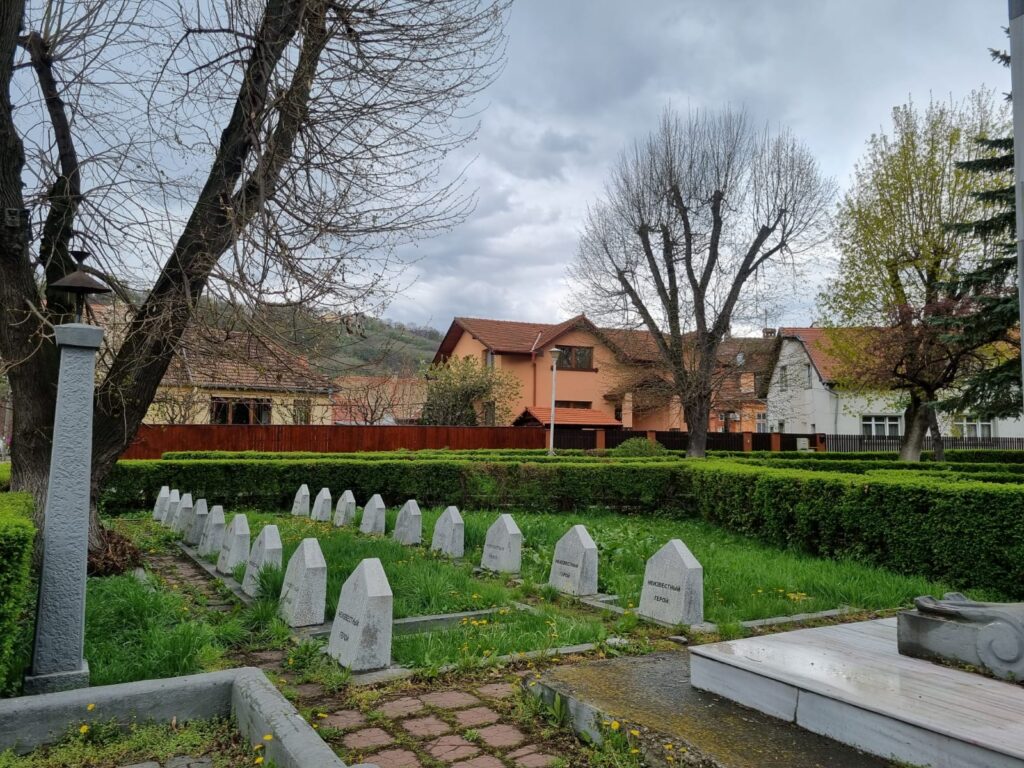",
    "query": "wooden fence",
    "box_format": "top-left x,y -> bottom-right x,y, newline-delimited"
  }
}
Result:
824,434 -> 1024,452
121,424 -> 547,459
